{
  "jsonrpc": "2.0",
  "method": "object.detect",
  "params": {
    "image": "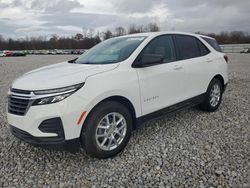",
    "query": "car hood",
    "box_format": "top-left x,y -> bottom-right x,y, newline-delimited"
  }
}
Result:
12,62 -> 119,90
